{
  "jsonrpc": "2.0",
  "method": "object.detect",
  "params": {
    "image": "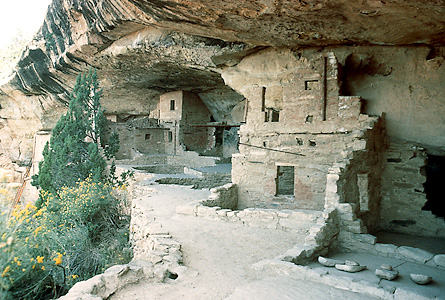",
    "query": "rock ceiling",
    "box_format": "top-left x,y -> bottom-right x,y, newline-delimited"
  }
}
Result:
10,0 -> 445,100
1,0 -> 444,162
